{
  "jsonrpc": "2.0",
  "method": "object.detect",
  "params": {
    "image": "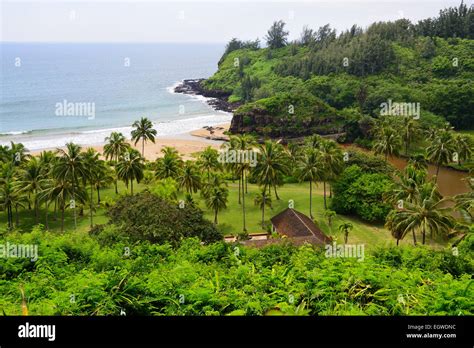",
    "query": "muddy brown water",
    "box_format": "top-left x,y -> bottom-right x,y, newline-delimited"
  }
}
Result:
341,145 -> 470,197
